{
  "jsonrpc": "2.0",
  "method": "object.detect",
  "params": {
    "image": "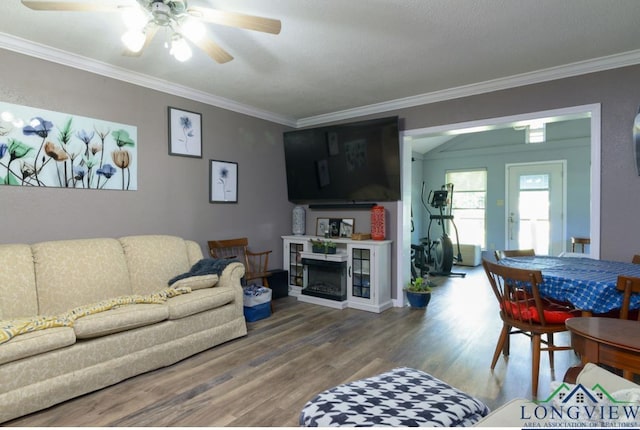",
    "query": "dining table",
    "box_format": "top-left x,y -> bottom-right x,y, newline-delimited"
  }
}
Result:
566,317 -> 640,380
497,255 -> 640,314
